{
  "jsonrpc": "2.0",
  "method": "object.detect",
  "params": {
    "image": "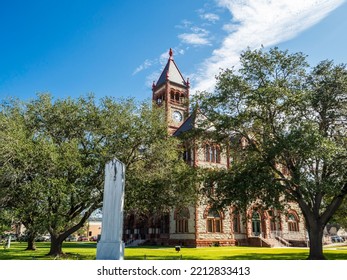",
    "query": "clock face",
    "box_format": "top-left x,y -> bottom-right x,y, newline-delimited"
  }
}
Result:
172,110 -> 183,122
